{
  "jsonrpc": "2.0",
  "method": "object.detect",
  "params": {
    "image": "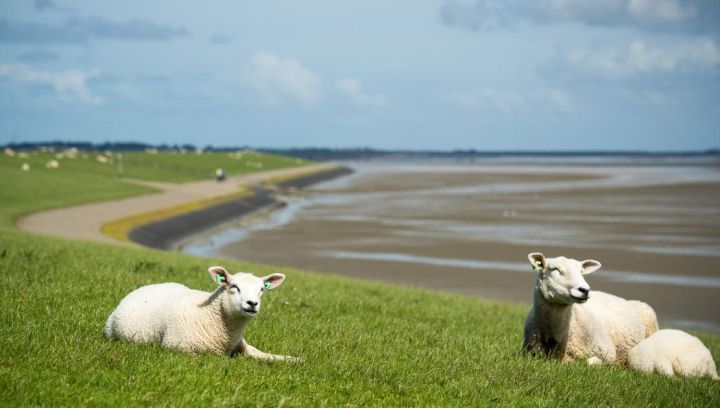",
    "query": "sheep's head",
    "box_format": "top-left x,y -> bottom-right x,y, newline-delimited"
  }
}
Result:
208,266 -> 285,318
527,252 -> 601,305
